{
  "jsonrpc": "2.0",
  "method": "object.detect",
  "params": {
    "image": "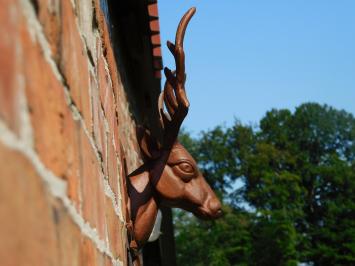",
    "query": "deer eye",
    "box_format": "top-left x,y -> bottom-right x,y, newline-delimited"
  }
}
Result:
172,161 -> 196,182
179,162 -> 194,173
